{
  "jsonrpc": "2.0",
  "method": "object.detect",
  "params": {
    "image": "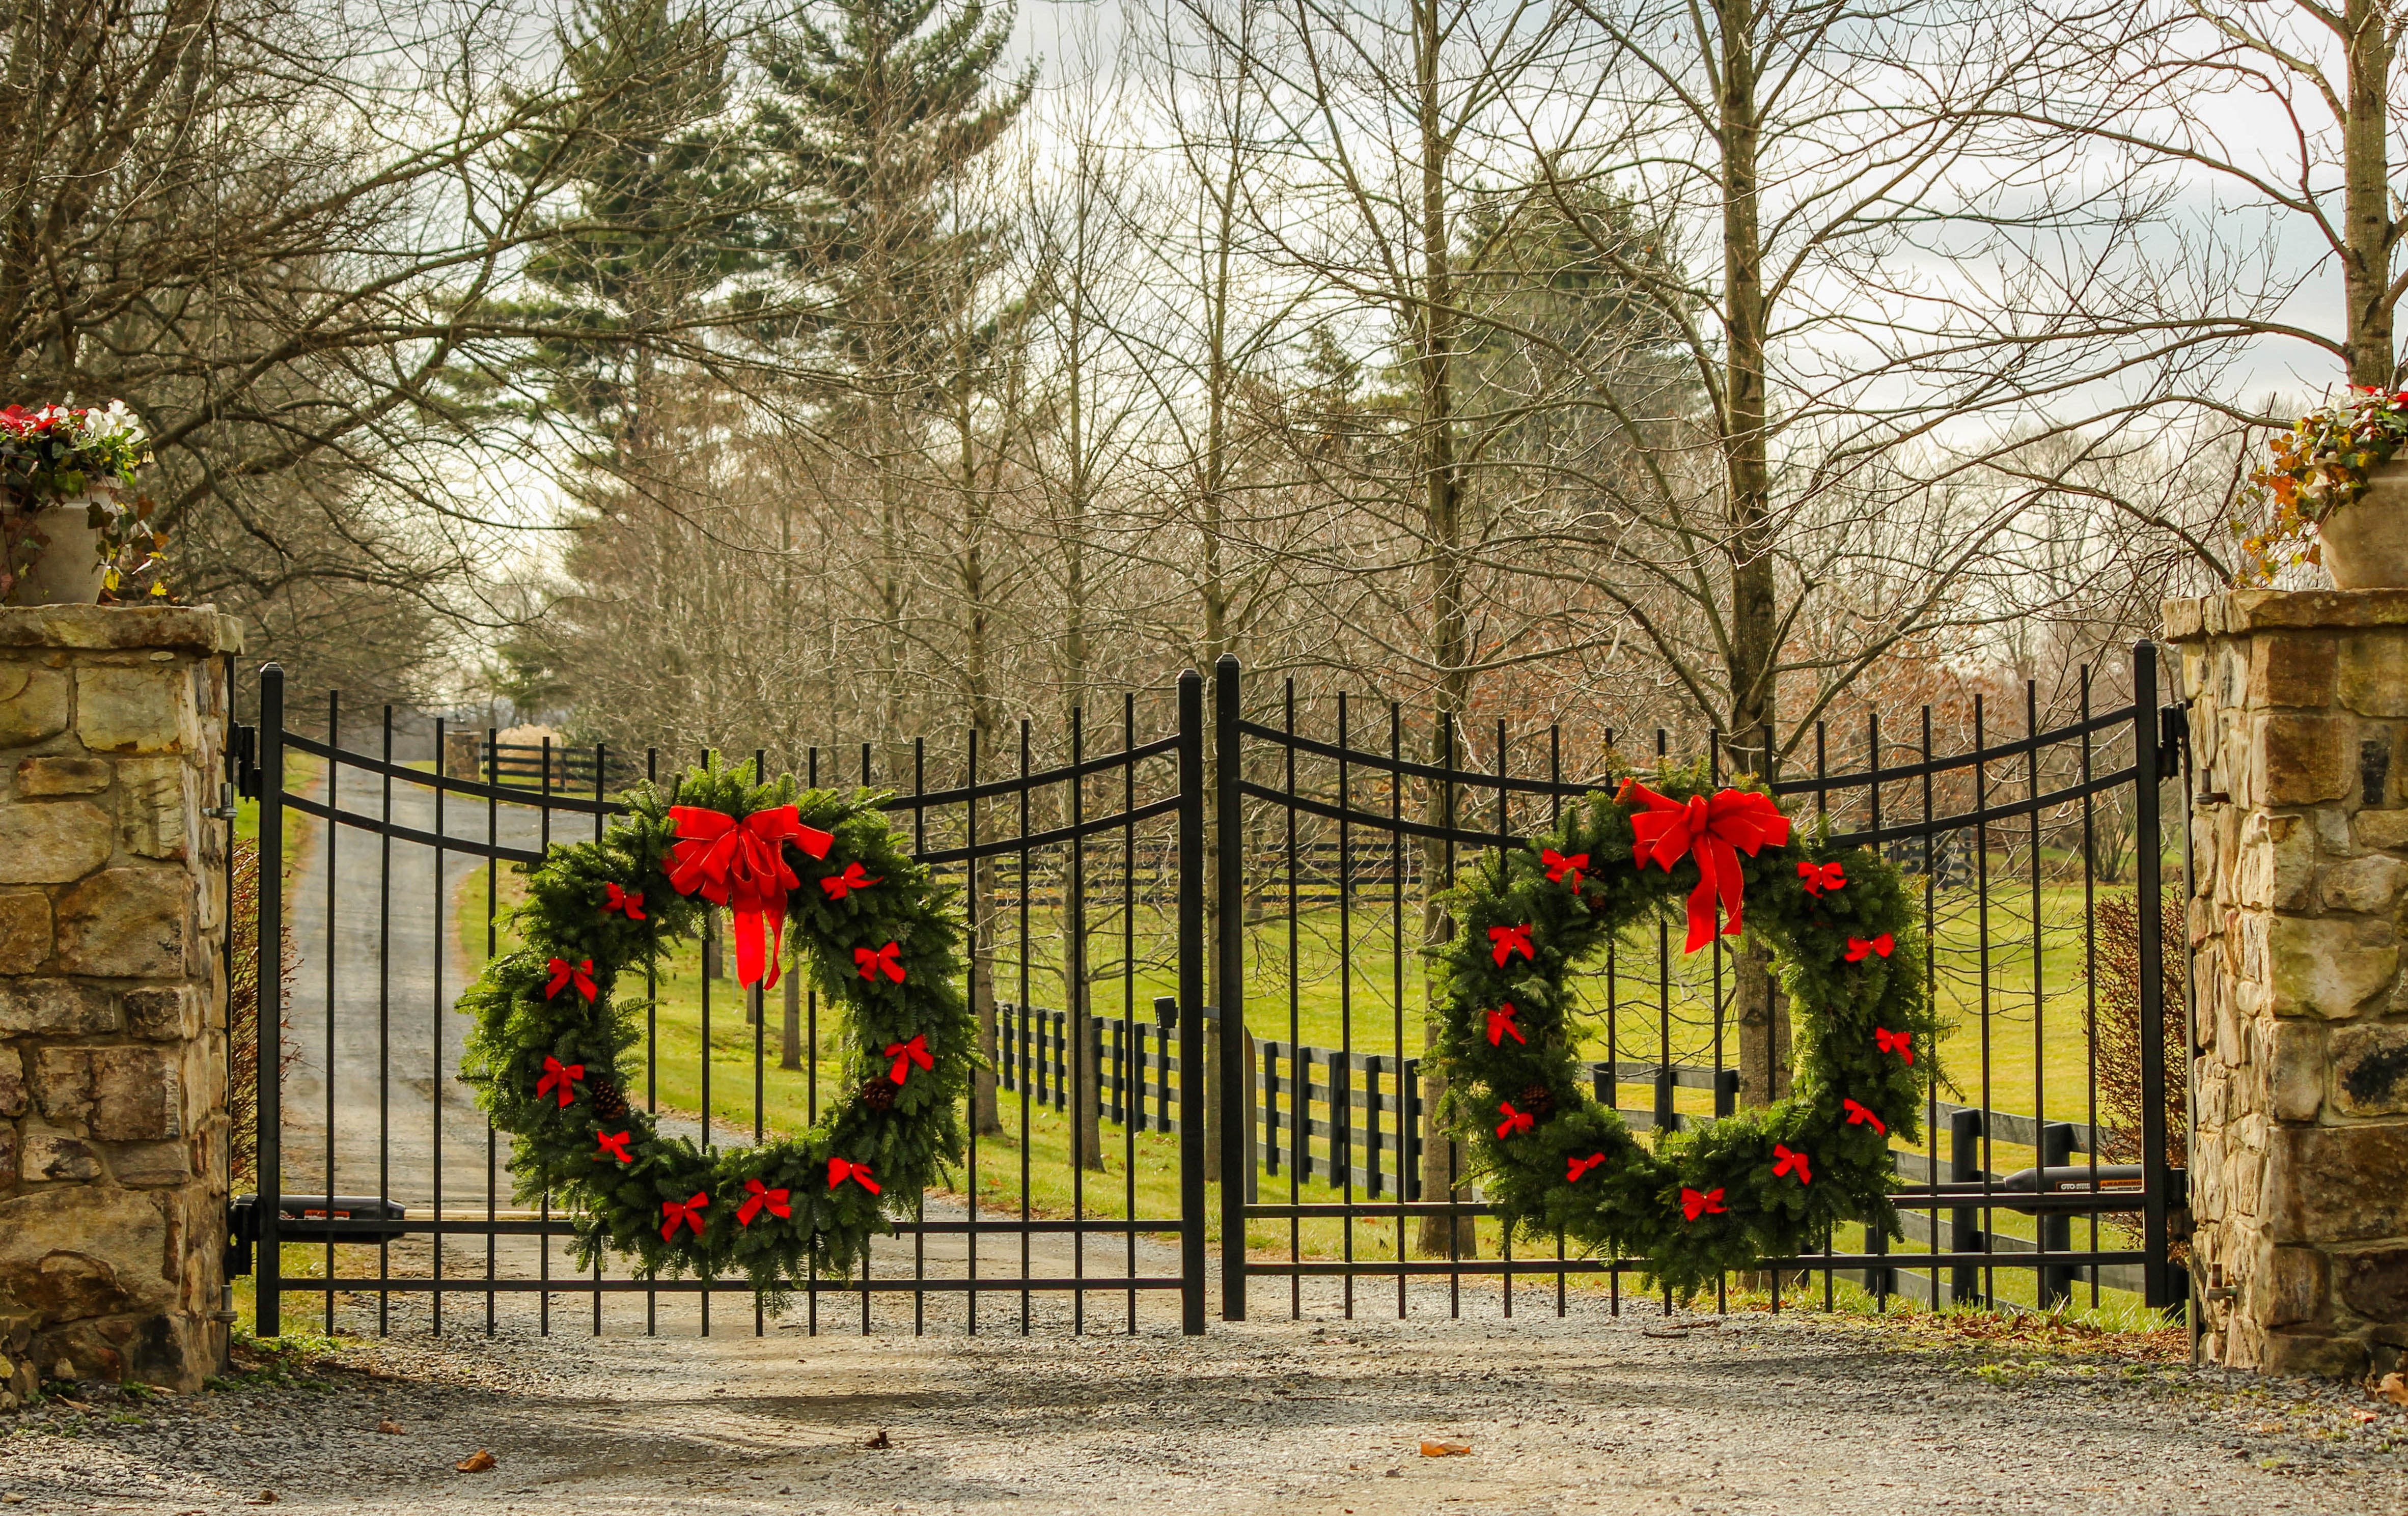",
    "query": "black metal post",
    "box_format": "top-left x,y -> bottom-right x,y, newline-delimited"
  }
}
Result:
1949,1108 -> 1981,1307
2039,1121 -> 2074,1307
1212,656 -> 1248,1320
1177,668 -> 1207,1335
2134,641 -> 2173,1310
255,664 -> 285,1338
